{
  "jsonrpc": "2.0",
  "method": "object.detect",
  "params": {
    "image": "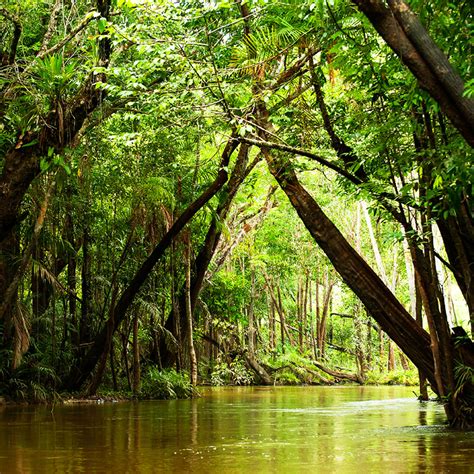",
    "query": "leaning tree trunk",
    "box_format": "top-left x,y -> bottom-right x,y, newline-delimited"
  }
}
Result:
251,89 -> 440,386
158,144 -> 252,367
352,0 -> 474,146
265,154 -> 437,383
64,139 -> 238,391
